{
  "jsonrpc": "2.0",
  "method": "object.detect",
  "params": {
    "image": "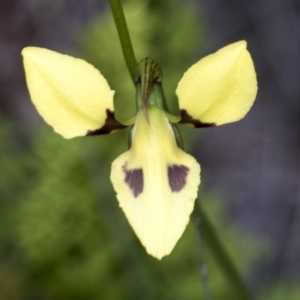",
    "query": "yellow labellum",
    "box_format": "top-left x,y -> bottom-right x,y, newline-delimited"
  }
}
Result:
176,41 -> 257,126
110,107 -> 200,259
22,47 -> 115,138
